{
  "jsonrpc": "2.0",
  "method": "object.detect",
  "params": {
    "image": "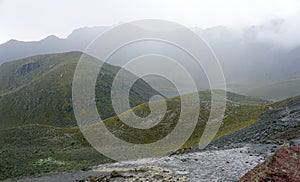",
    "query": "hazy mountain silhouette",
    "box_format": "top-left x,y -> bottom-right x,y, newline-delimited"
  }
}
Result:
0,26 -> 108,65
1,21 -> 299,100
